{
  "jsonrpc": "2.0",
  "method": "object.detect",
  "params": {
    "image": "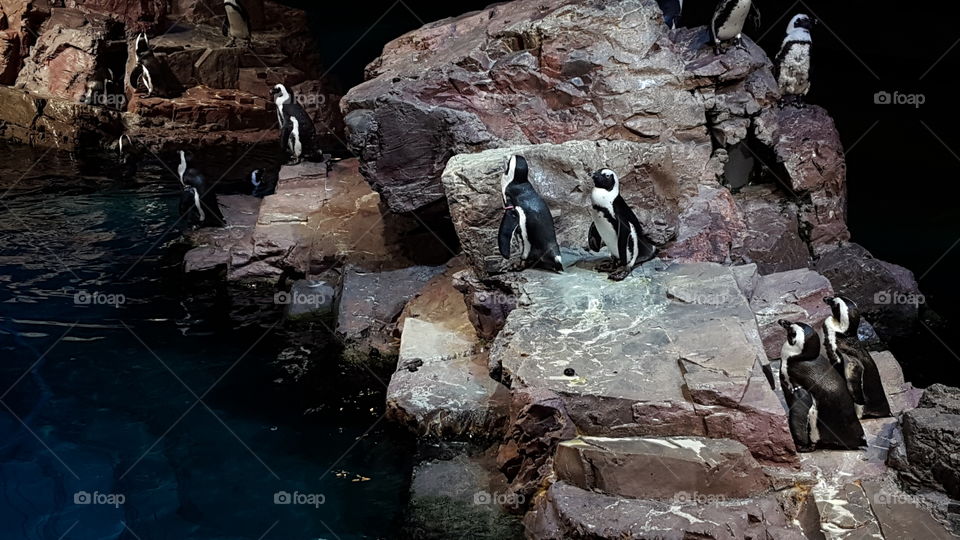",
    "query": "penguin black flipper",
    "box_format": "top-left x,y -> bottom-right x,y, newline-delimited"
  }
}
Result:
840,338 -> 892,418
498,209 -> 519,259
221,18 -> 230,37
130,65 -> 143,88
786,386 -> 815,452
613,196 -> 656,264
588,222 -> 603,252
